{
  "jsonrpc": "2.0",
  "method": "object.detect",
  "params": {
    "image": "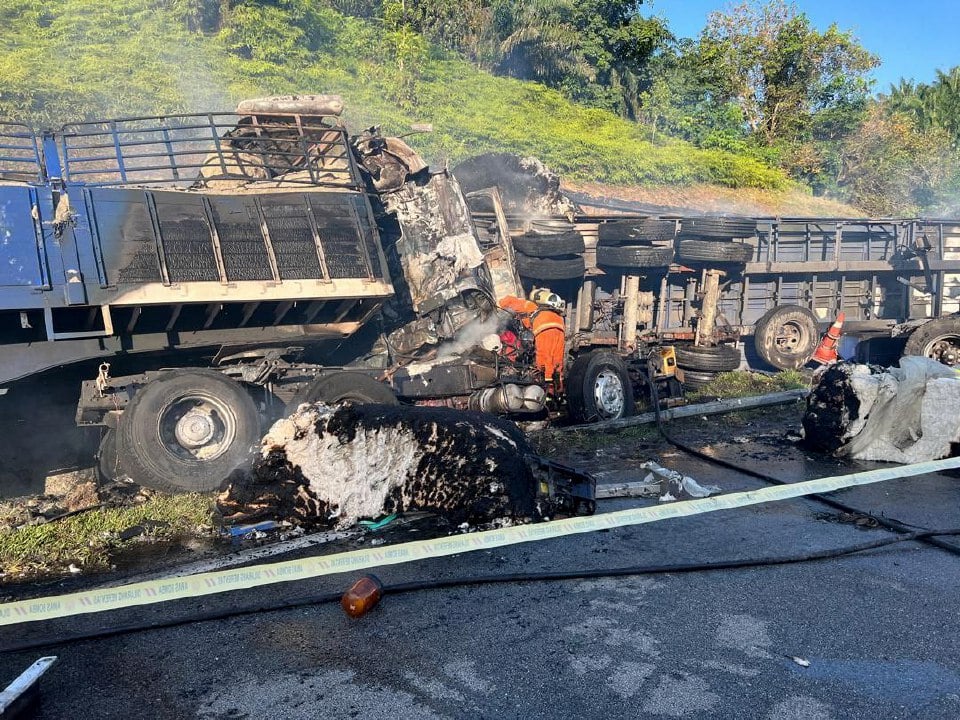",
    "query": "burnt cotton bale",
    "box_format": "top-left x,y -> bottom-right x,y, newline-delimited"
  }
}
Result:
218,403 -> 541,527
